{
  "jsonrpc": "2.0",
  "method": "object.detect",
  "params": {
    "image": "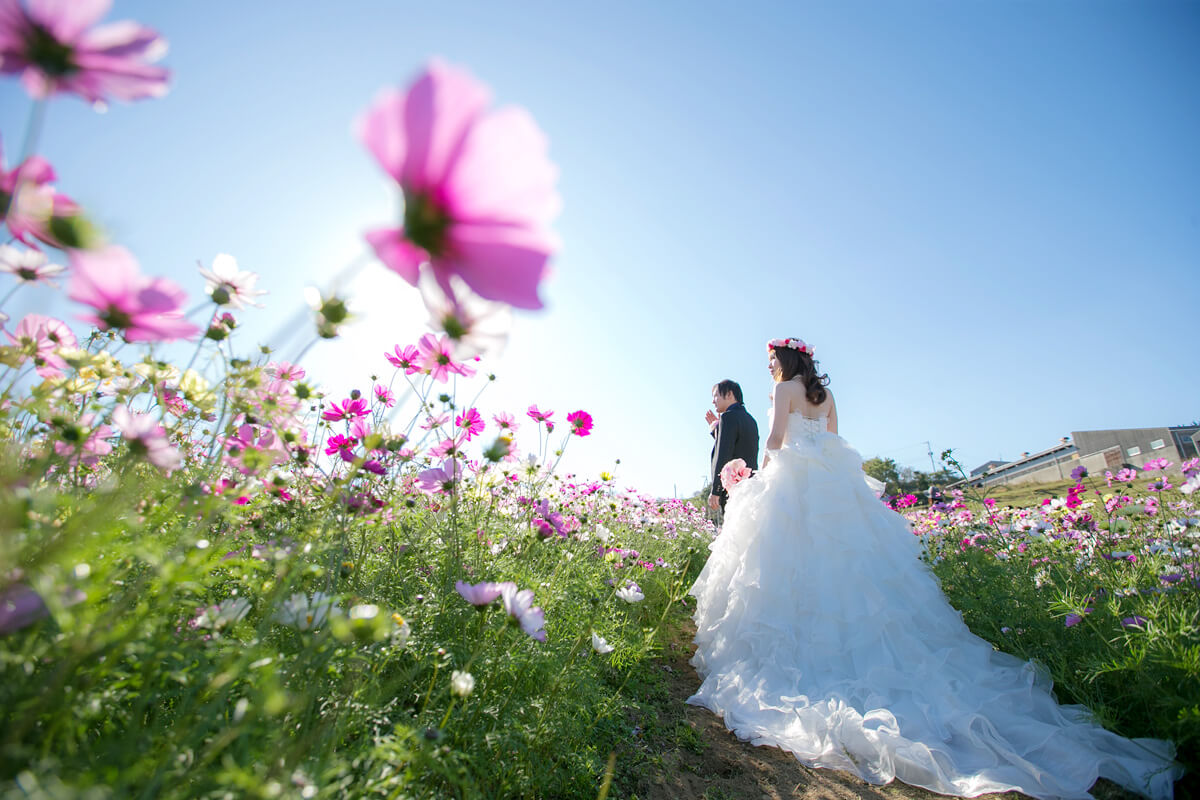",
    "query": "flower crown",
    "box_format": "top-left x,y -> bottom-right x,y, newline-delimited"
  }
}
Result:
767,337 -> 812,356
